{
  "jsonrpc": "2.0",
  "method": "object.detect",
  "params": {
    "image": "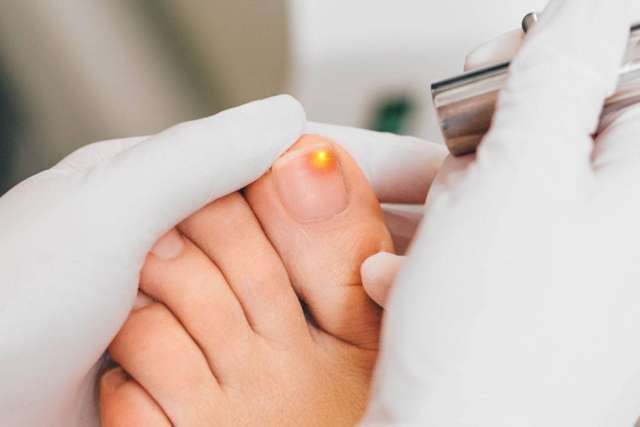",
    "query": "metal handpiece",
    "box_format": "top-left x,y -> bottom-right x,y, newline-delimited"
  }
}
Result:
431,17 -> 640,156
521,12 -> 539,33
